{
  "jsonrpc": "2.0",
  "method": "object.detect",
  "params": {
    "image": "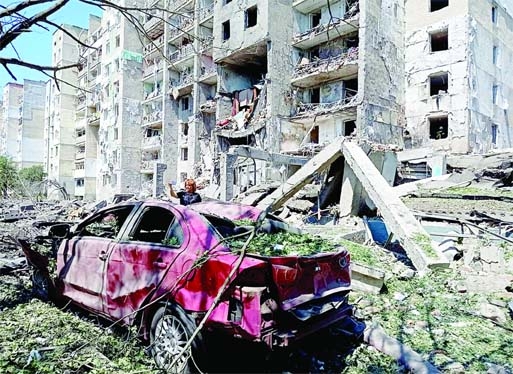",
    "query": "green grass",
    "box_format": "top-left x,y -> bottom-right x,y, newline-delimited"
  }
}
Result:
0,300 -> 156,373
